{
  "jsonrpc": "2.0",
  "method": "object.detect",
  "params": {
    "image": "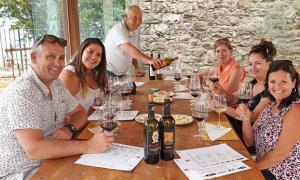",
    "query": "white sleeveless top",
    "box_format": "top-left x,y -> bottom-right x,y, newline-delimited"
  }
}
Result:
63,65 -> 101,112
